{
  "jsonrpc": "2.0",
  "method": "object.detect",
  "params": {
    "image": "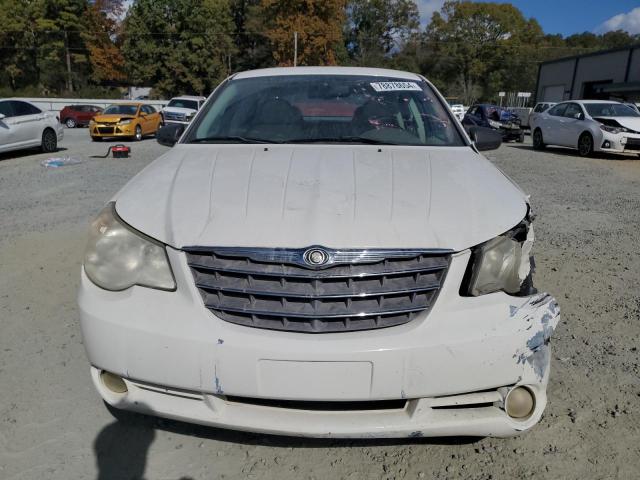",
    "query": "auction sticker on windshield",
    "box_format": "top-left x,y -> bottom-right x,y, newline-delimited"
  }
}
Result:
370,81 -> 422,92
